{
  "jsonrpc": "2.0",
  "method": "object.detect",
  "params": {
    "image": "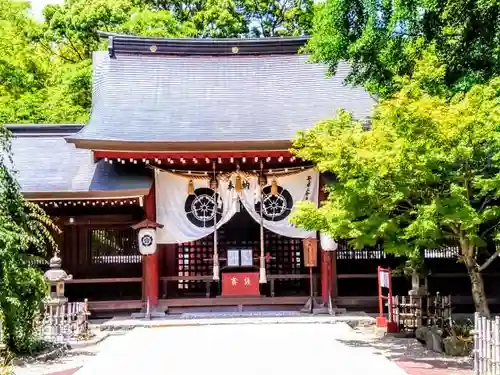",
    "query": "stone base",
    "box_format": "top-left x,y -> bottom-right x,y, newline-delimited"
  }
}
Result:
300,296 -> 323,314
376,316 -> 398,333
131,307 -> 167,319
